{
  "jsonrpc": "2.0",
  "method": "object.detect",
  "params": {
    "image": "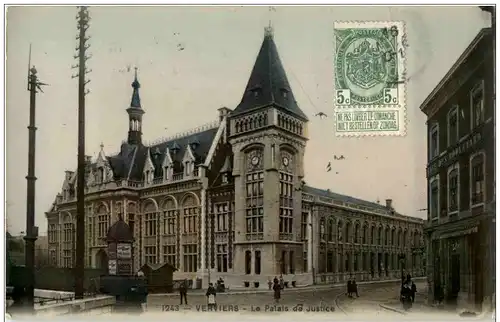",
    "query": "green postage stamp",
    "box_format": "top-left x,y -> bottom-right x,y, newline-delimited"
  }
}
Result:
334,21 -> 407,137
